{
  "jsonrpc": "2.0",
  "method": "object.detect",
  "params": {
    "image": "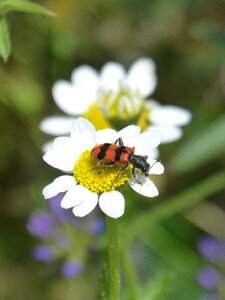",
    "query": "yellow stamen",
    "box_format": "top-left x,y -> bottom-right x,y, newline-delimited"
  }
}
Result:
83,103 -> 111,130
99,86 -> 143,120
136,105 -> 151,131
83,94 -> 151,132
74,150 -> 132,193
